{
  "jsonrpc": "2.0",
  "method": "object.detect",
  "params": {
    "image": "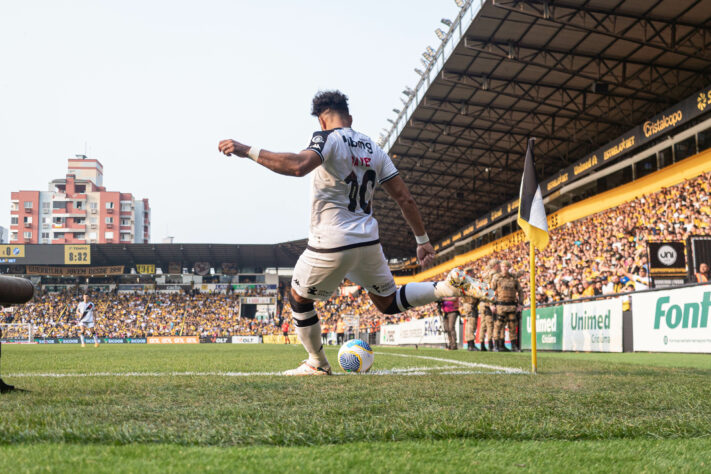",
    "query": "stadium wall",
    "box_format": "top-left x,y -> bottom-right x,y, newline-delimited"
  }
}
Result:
394,147 -> 711,284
